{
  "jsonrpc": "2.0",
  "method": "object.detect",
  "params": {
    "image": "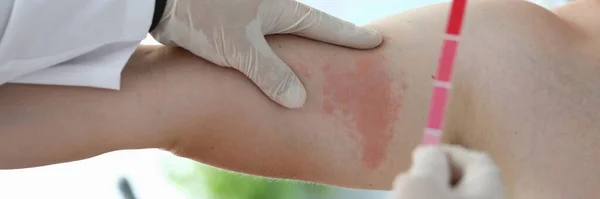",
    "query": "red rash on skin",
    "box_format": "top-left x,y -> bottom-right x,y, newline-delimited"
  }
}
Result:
321,52 -> 404,170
